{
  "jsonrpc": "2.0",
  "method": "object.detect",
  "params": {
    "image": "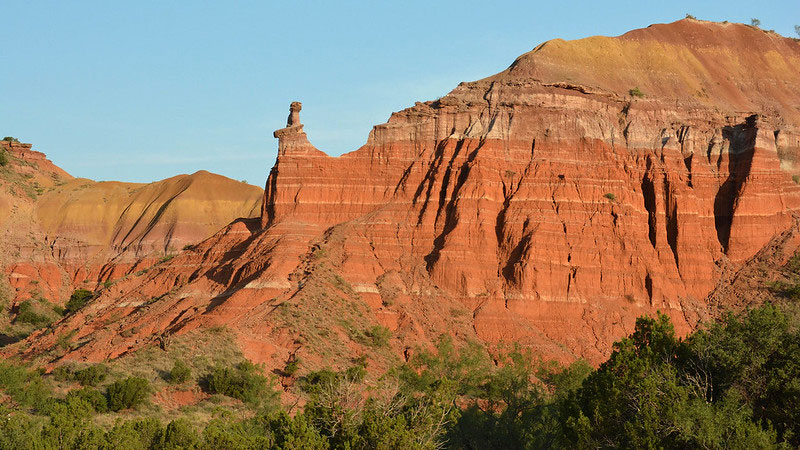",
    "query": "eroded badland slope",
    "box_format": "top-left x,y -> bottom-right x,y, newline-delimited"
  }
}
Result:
0,139 -> 263,341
